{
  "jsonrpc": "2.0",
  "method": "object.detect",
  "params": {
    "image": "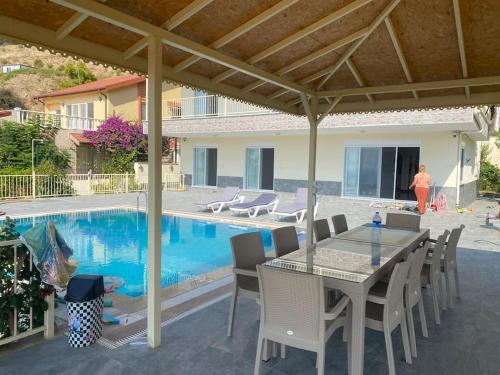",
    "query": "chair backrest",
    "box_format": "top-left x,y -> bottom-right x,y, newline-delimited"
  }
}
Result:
257,265 -> 324,345
431,230 -> 450,277
331,214 -> 348,235
313,219 -> 331,242
272,226 -> 300,258
385,259 -> 412,326
444,224 -> 464,267
386,213 -> 421,231
252,193 -> 277,205
407,242 -> 430,305
222,186 -> 239,201
294,188 -> 308,205
230,232 -> 266,270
